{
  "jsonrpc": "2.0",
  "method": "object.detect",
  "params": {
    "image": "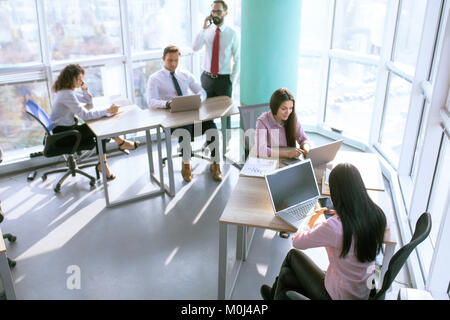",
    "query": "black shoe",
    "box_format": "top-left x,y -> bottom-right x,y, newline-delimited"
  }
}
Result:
260,284 -> 272,300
